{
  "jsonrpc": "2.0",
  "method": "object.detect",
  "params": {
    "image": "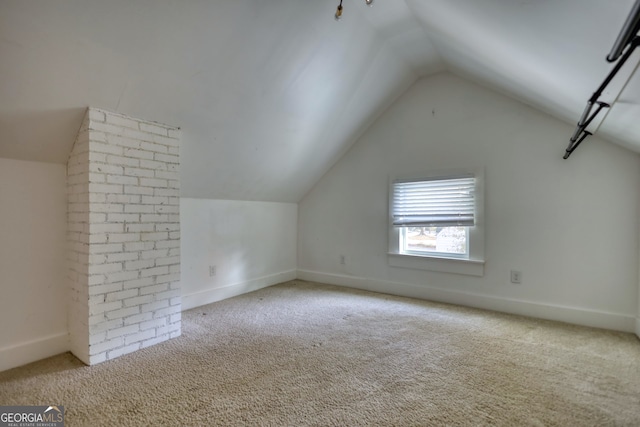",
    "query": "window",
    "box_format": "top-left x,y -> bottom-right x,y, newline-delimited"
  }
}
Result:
401,226 -> 469,257
388,171 -> 484,276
